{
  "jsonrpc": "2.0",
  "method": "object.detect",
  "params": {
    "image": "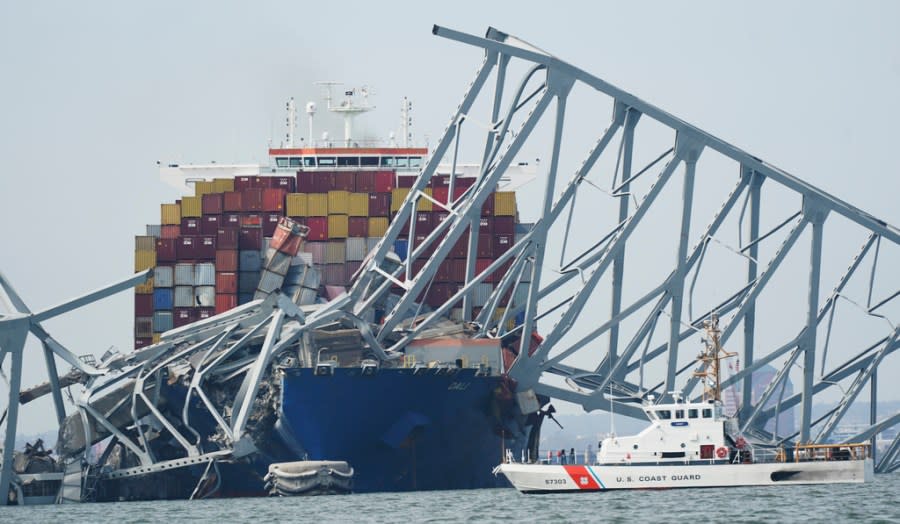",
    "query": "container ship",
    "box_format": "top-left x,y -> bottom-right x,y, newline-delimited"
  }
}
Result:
14,86 -> 547,502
